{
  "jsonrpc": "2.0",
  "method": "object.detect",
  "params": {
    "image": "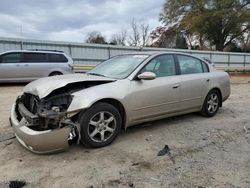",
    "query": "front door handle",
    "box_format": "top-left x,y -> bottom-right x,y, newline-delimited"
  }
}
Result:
206,79 -> 210,82
172,84 -> 180,89
24,64 -> 29,67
